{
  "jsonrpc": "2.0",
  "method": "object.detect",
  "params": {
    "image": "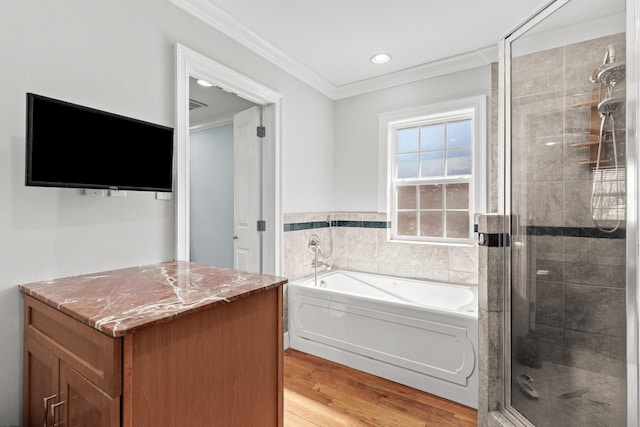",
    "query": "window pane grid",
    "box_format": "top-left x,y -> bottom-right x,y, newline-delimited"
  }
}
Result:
392,113 -> 474,242
395,121 -> 472,181
394,182 -> 470,239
